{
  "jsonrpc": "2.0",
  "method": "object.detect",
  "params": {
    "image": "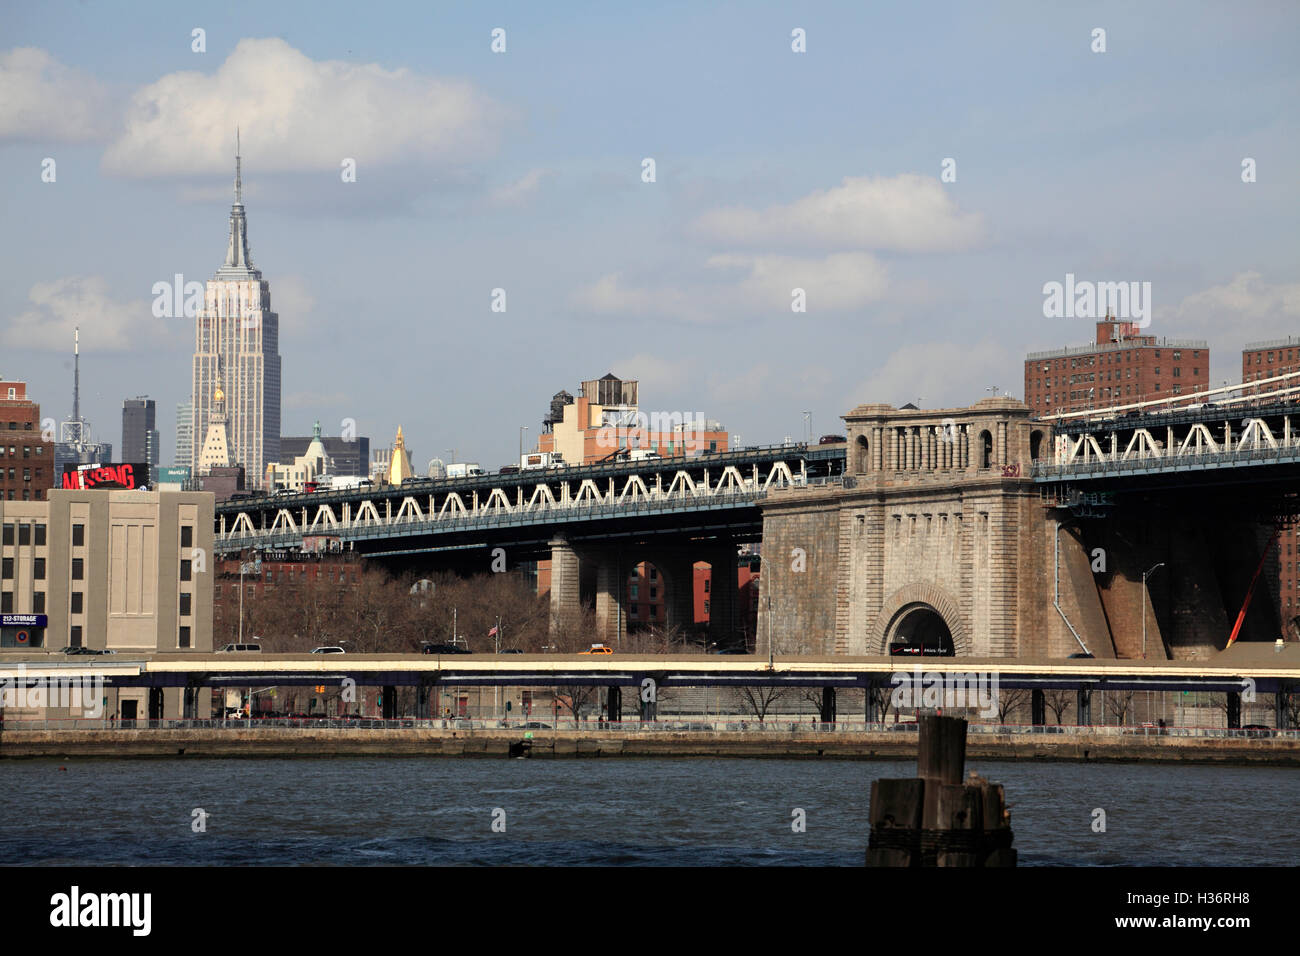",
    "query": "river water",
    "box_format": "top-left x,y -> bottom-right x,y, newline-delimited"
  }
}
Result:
3,756 -> 1297,866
